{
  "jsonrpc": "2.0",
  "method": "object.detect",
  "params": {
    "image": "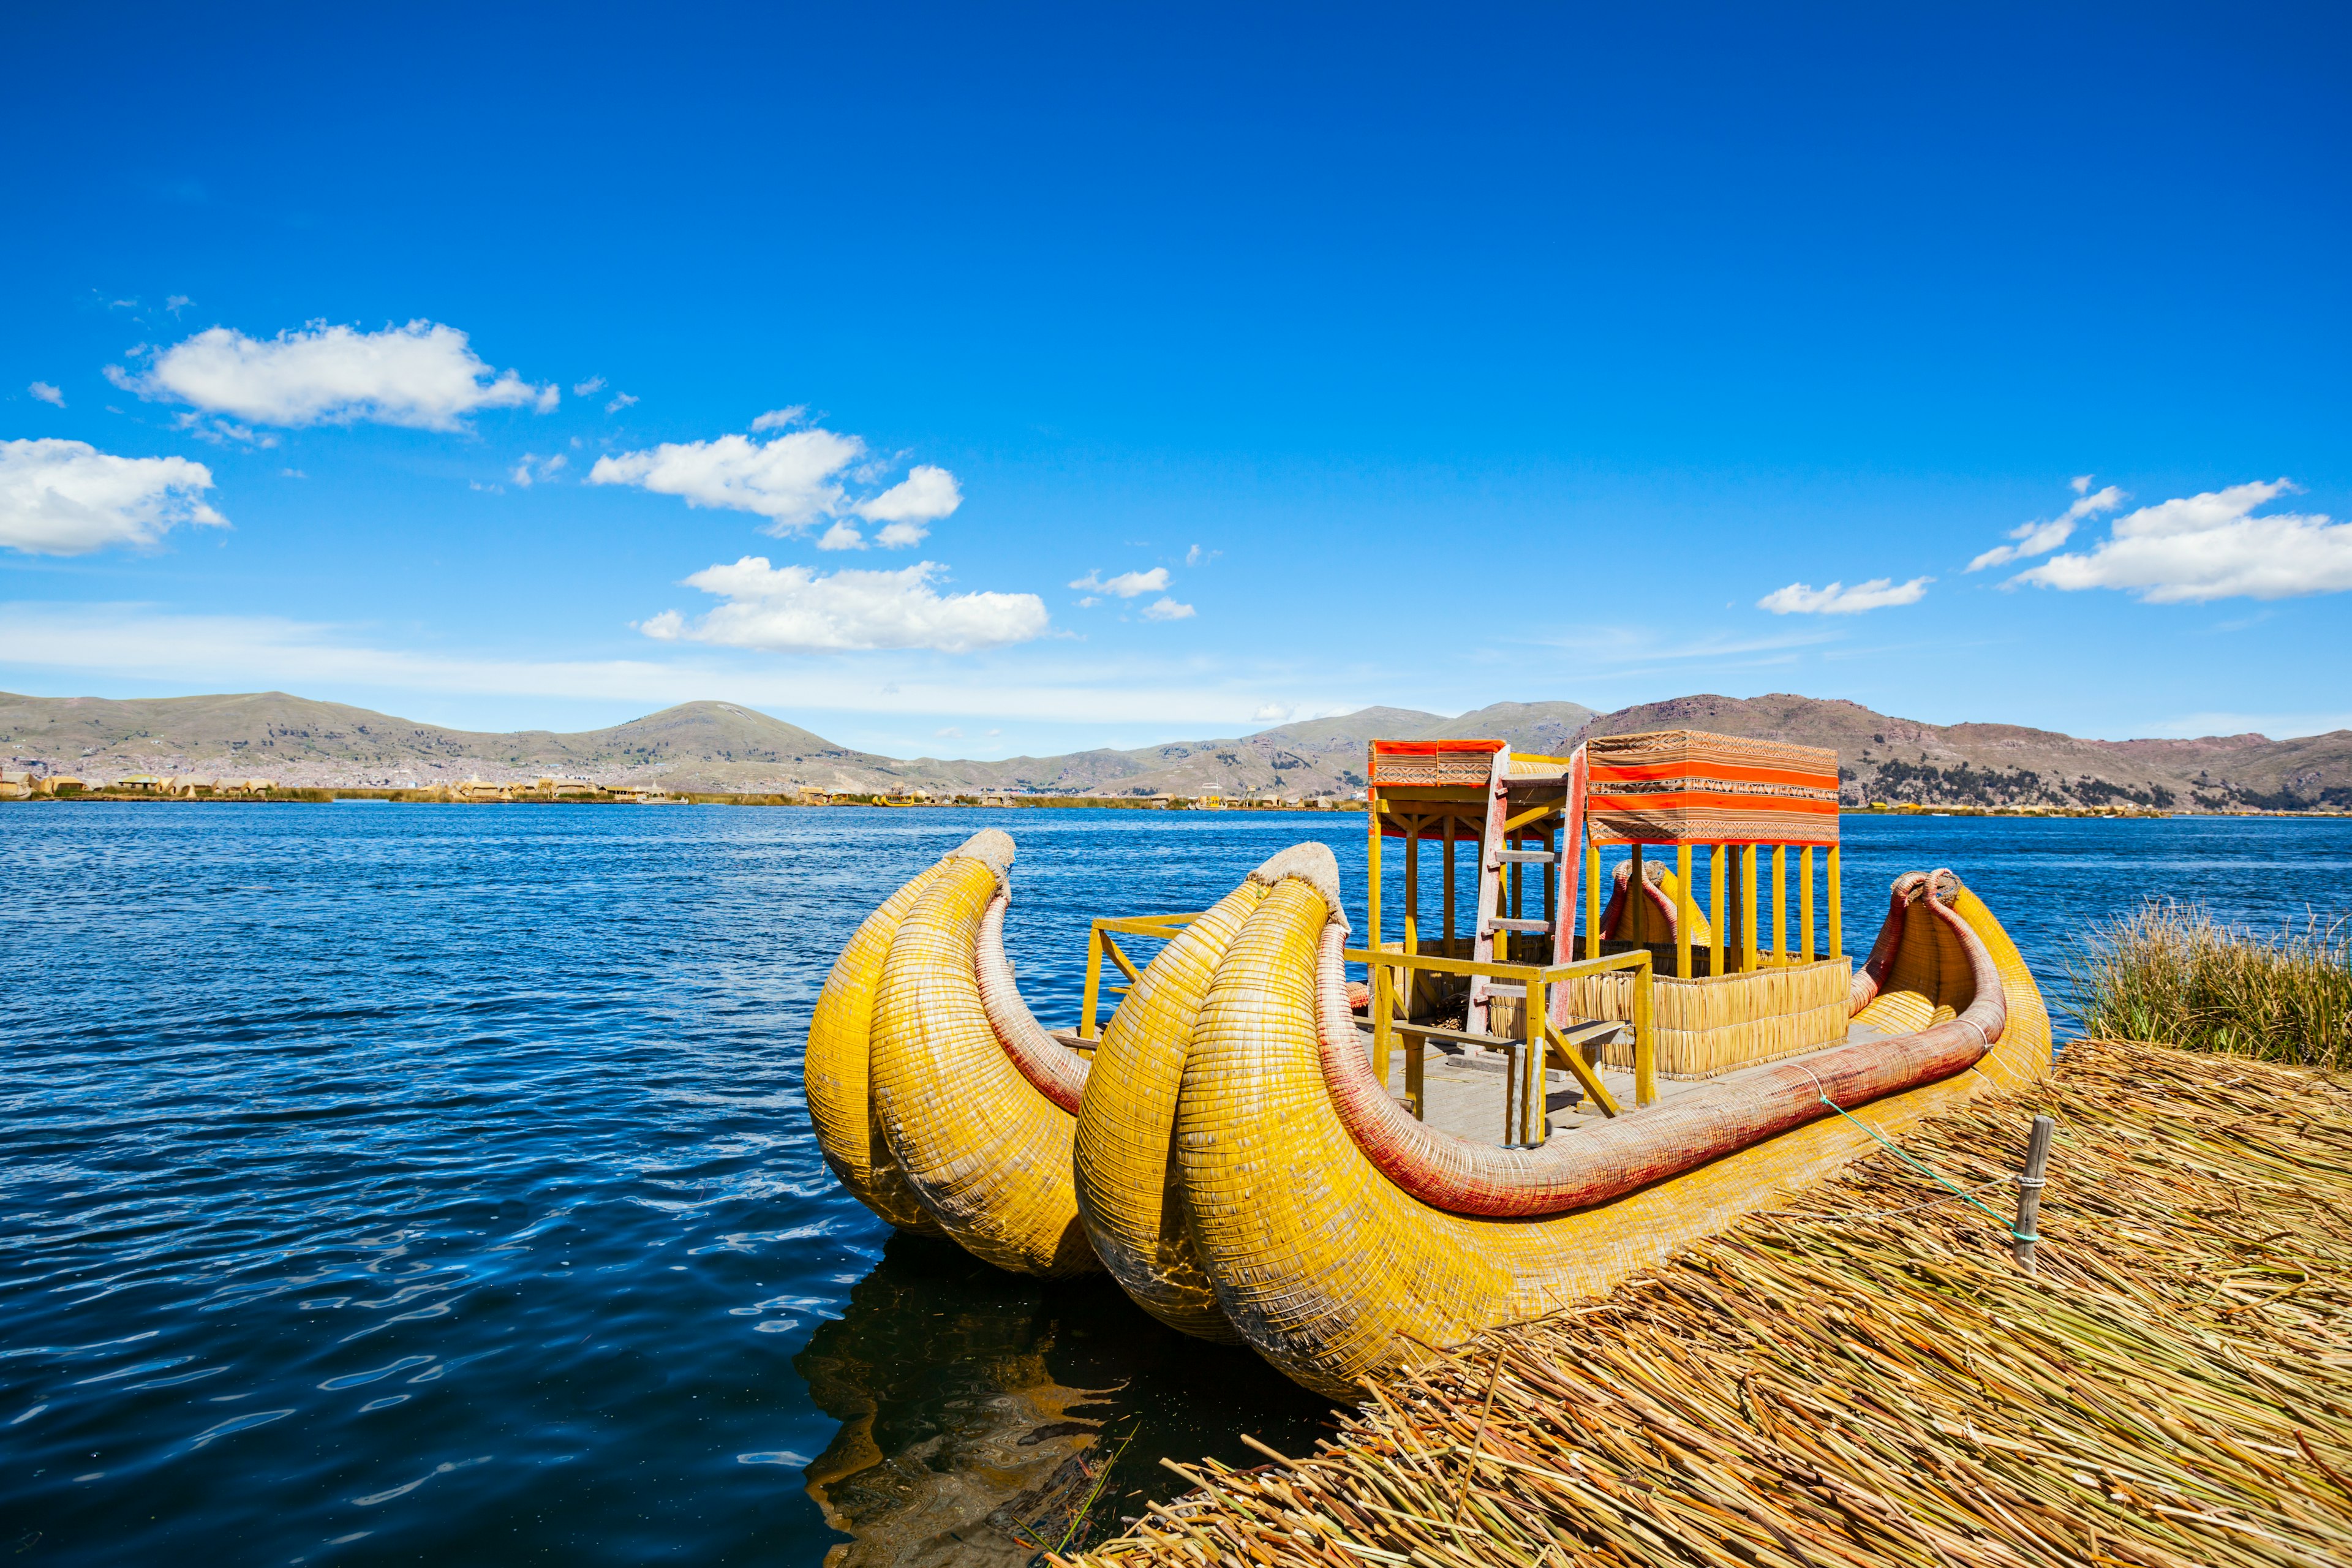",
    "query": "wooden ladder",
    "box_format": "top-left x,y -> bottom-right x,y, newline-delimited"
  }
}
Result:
1466,745 -> 1557,1033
